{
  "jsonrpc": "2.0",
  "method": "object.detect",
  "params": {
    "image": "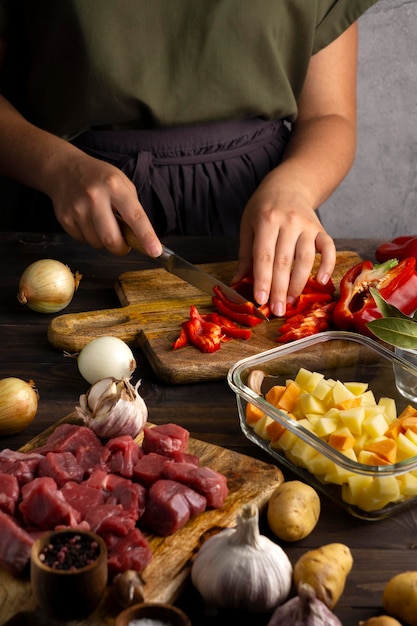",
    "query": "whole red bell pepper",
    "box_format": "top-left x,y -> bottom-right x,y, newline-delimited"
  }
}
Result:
376,236 -> 417,263
333,257 -> 417,336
